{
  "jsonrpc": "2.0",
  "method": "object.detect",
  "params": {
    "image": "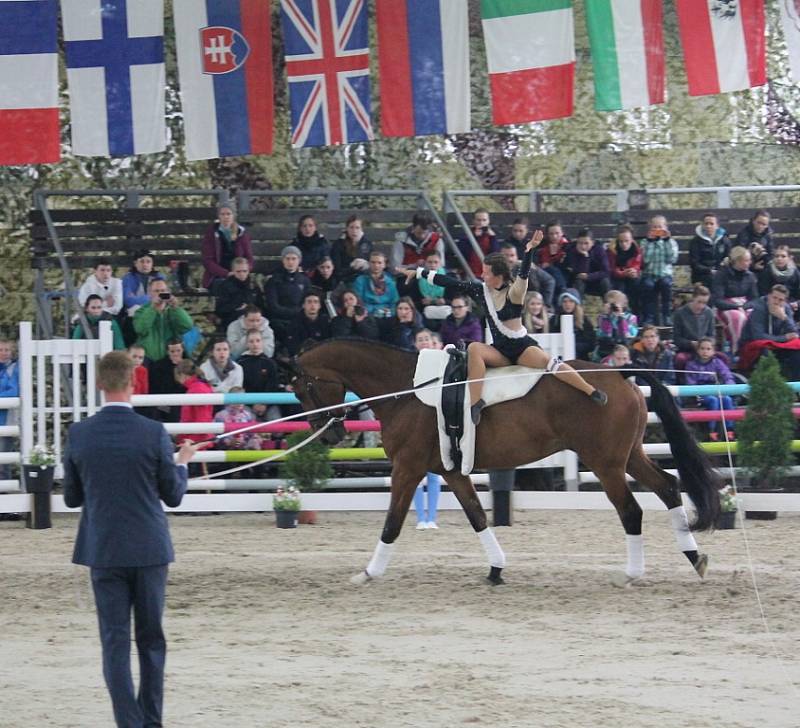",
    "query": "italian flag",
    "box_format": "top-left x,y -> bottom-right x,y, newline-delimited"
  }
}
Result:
585,0 -> 665,111
481,0 -> 575,125
676,0 -> 765,96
